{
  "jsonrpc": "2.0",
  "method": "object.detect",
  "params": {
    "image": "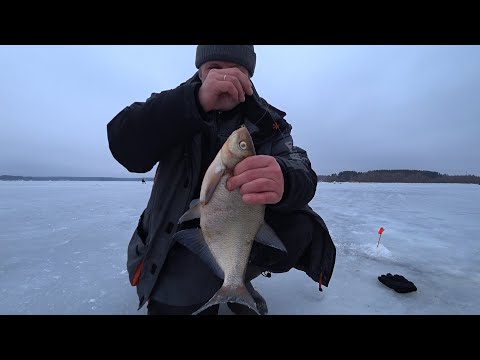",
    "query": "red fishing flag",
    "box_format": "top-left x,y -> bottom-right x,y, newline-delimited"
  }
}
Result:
376,227 -> 385,247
